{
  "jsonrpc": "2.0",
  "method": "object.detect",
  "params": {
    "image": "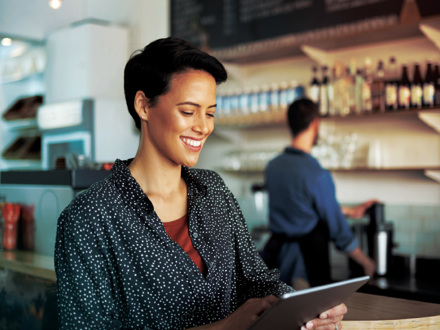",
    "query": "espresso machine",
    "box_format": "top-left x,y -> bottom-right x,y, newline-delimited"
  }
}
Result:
350,203 -> 395,277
